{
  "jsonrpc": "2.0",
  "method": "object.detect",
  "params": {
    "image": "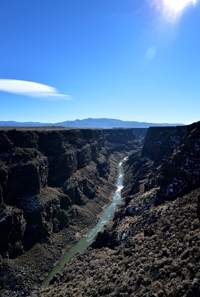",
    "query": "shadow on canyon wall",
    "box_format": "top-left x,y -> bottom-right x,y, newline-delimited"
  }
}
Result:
0,127 -> 138,294
1,122 -> 200,297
